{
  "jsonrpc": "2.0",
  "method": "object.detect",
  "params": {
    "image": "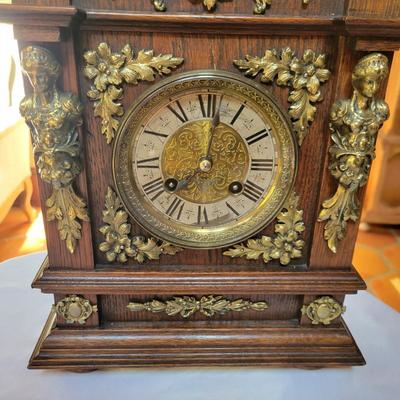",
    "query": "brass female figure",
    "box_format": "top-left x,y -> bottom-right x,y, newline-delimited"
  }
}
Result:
319,53 -> 389,253
20,46 -> 88,253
